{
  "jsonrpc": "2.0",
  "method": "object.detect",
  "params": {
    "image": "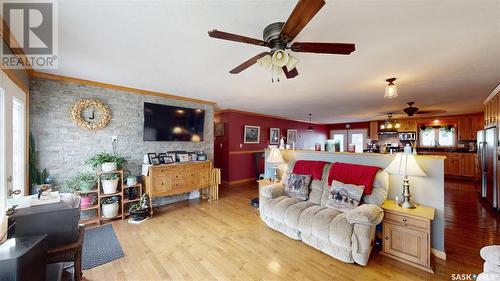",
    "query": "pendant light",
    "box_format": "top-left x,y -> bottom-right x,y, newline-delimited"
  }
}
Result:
307,114 -> 314,132
384,78 -> 398,99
